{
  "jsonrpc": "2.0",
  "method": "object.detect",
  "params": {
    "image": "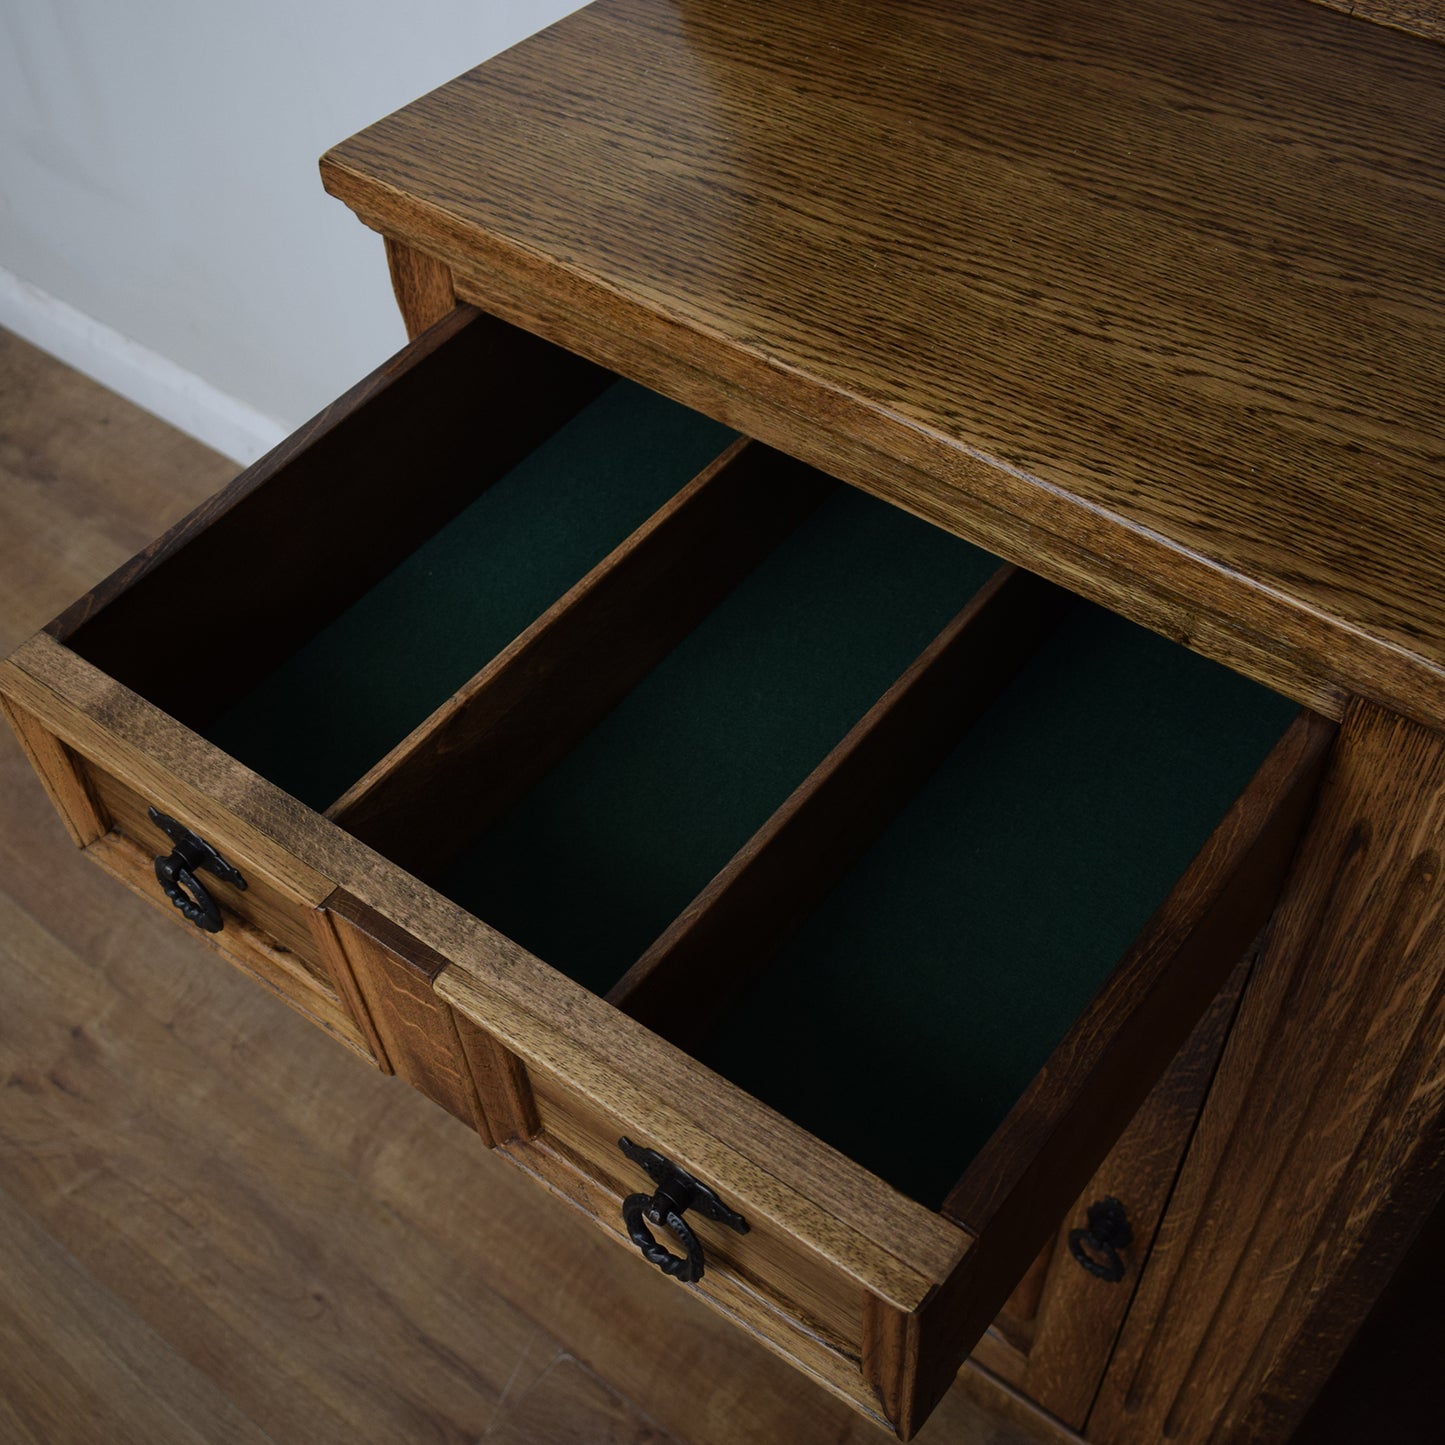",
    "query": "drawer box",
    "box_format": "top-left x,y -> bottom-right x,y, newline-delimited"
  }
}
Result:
0,305 -> 1334,1437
